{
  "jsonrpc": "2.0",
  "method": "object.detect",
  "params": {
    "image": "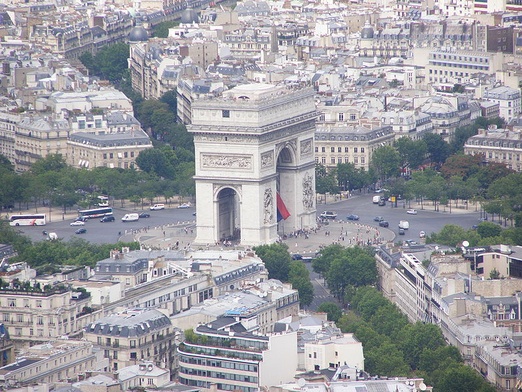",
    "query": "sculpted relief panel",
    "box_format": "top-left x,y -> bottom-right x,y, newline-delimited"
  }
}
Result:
201,154 -> 253,170
261,151 -> 274,169
263,187 -> 274,224
300,138 -> 313,157
302,172 -> 314,211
